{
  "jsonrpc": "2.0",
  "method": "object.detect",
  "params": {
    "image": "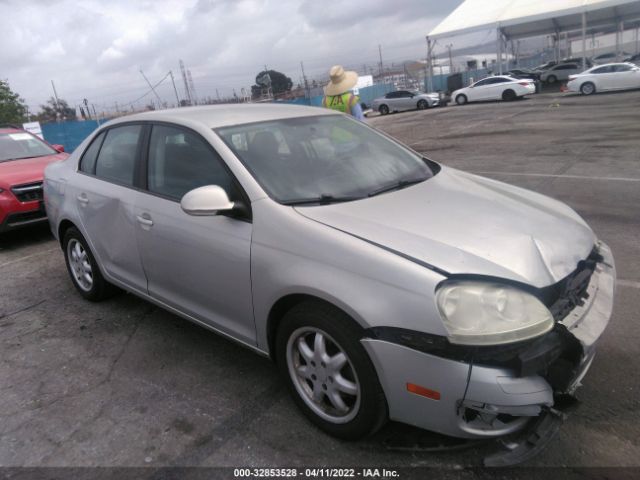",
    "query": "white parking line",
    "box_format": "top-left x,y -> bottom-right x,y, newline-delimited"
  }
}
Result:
618,279 -> 640,289
471,172 -> 640,182
0,248 -> 58,269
